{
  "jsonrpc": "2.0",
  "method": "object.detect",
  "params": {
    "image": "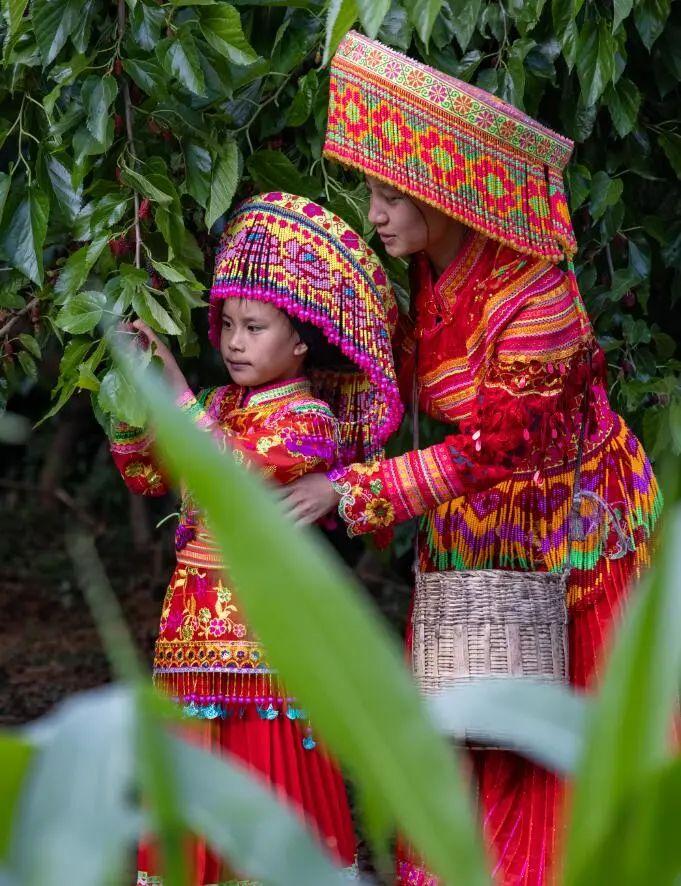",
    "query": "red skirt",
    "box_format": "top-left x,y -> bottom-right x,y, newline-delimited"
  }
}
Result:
137,544 -> 357,885
397,550 -> 640,886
